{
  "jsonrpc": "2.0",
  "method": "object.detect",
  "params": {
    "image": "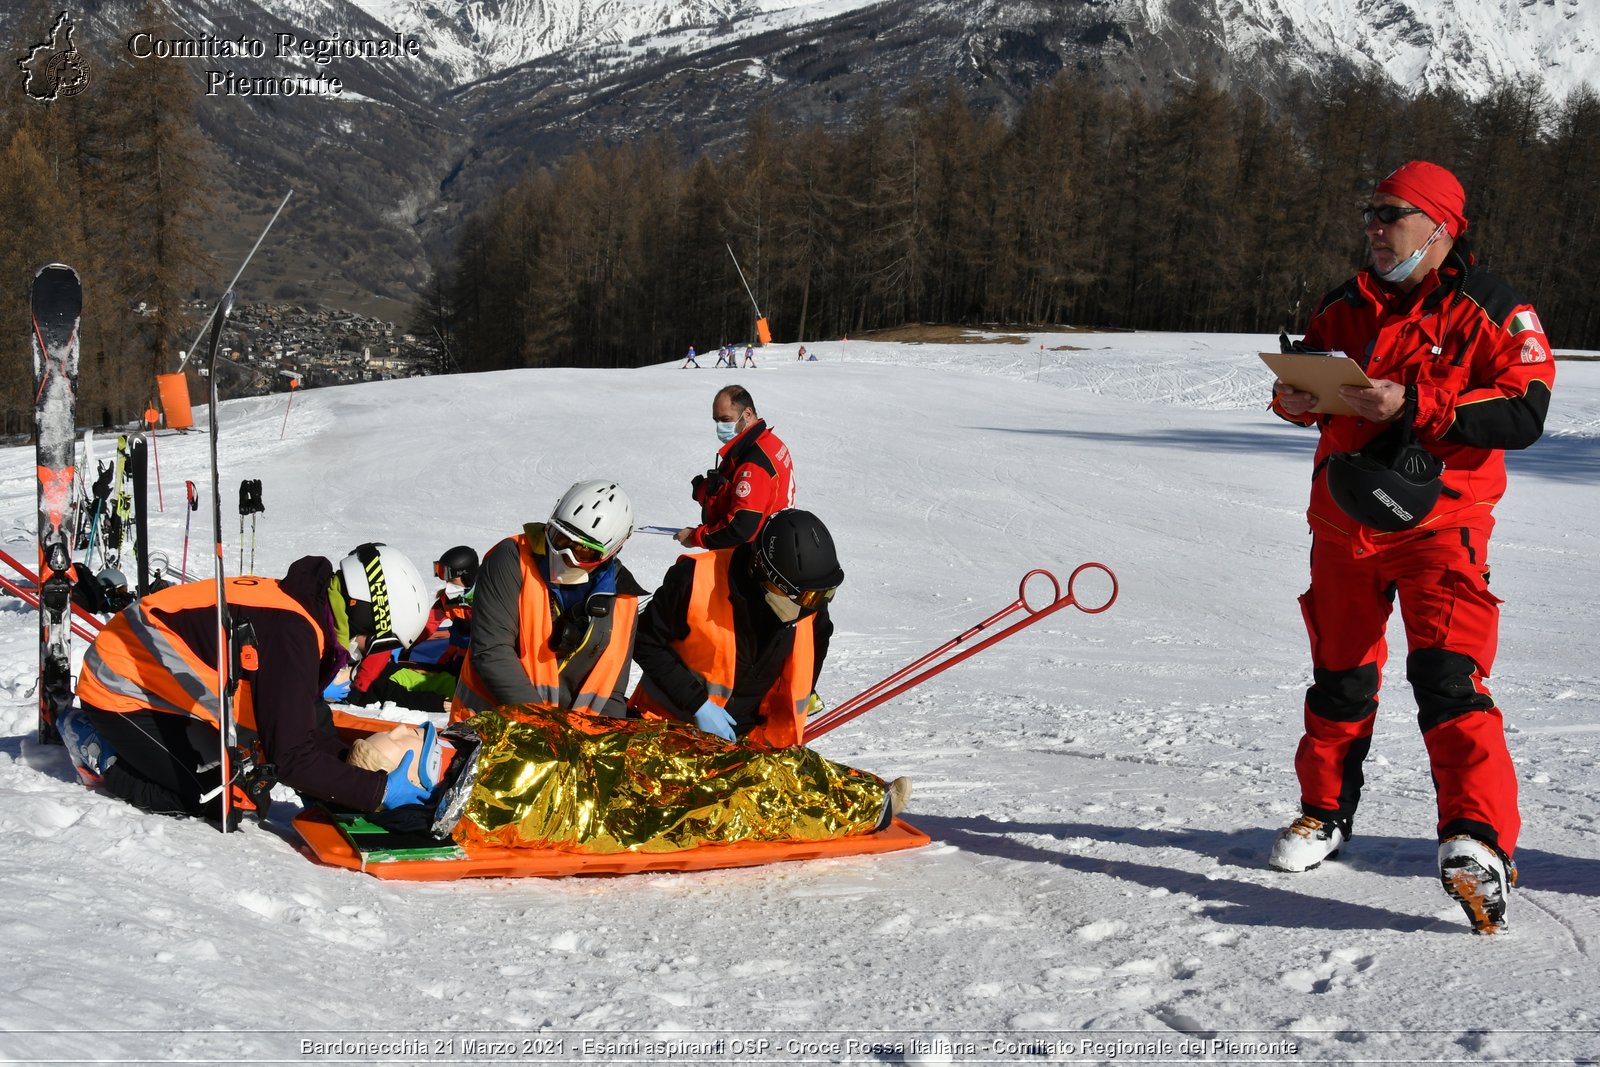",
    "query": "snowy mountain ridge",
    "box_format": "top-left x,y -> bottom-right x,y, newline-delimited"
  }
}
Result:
328,0 -> 1598,97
